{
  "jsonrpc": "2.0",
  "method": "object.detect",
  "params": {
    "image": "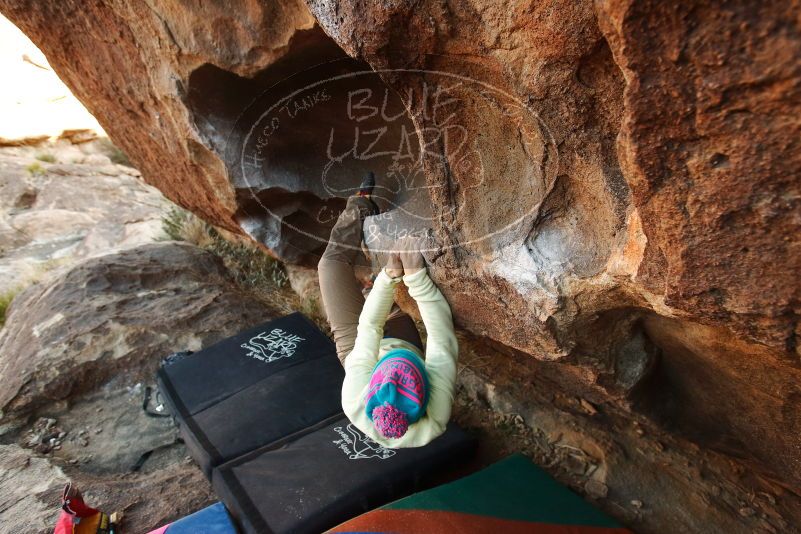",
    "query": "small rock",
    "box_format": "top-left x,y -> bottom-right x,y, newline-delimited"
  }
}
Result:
631,499 -> 643,508
579,399 -> 597,415
739,507 -> 756,518
584,479 -> 608,499
564,454 -> 589,475
758,492 -> 777,506
94,427 -> 103,434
